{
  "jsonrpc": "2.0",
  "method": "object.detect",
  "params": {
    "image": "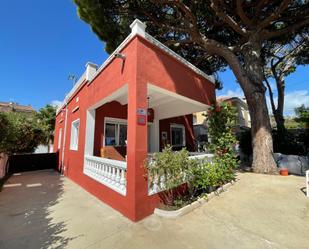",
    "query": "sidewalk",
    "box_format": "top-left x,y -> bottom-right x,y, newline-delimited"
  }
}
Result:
0,170 -> 308,249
